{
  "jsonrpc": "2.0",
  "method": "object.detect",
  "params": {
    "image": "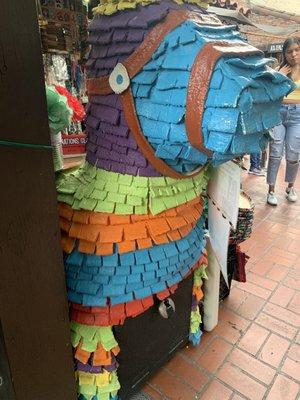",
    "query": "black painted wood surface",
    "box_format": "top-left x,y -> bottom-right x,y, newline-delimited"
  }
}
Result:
0,1 -> 77,399
115,275 -> 193,399
0,147 -> 77,400
0,321 -> 15,400
0,0 -> 50,145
